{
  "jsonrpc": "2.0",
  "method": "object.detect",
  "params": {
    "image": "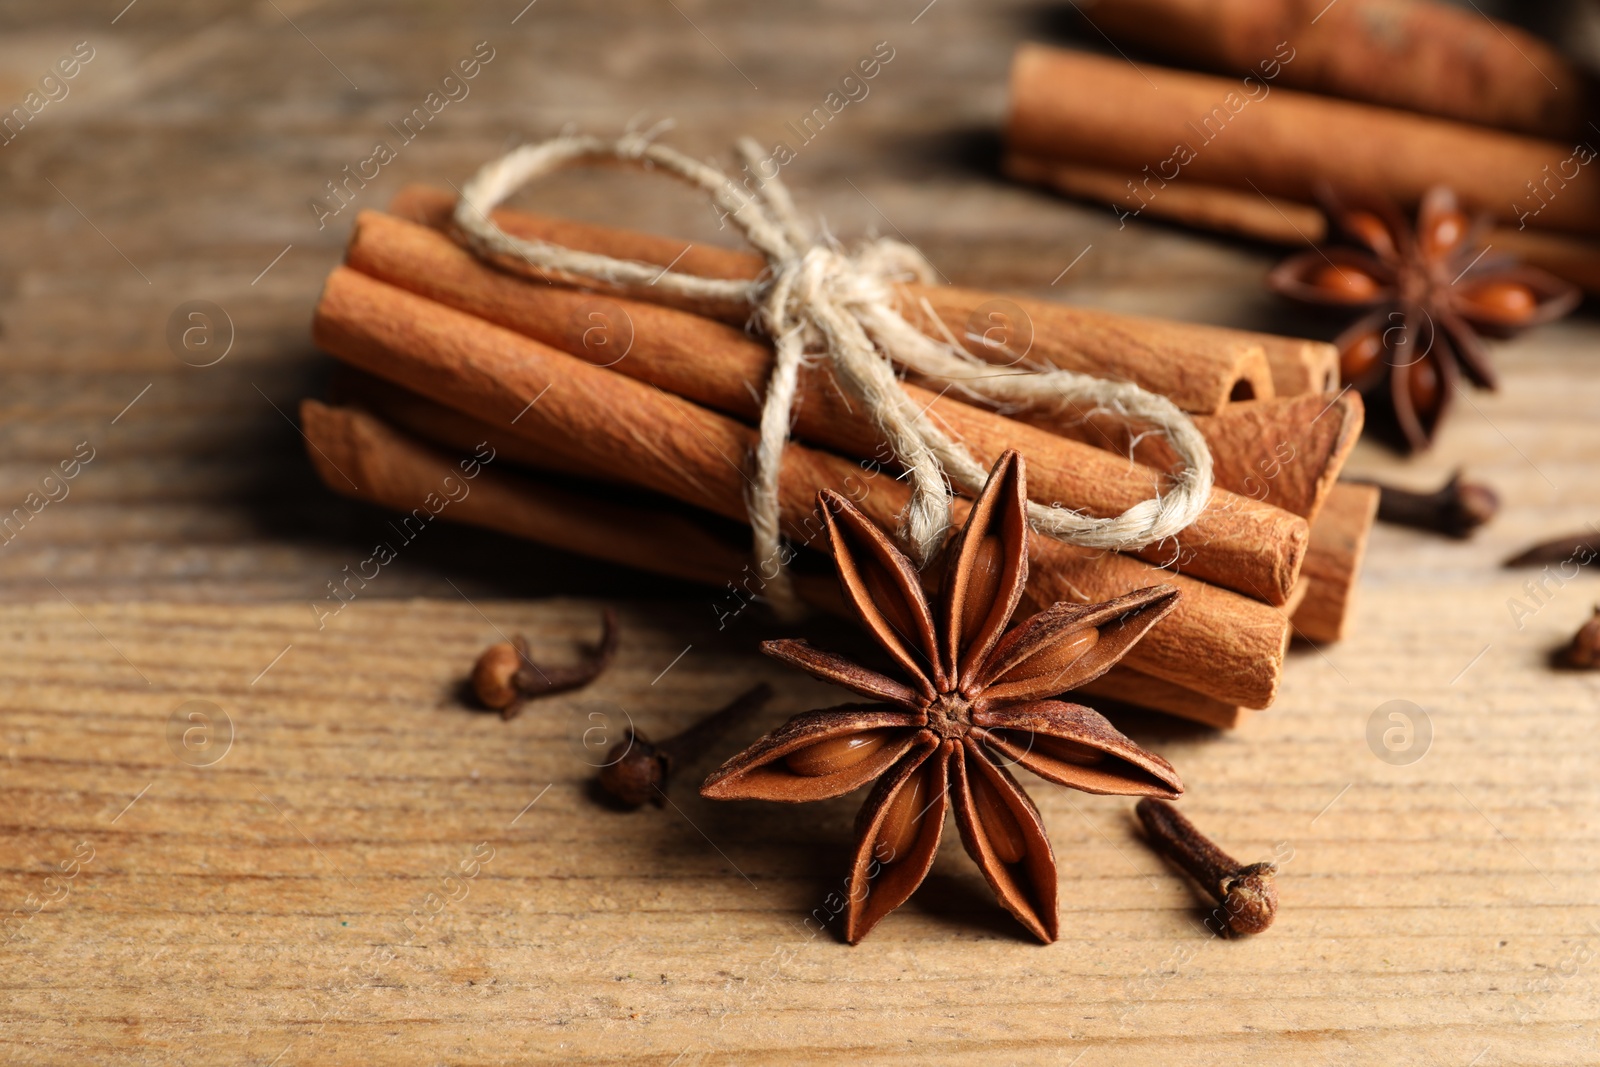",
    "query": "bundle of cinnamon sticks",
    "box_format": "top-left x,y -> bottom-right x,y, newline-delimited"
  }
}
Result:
300,184 -> 1377,728
1005,1 -> 1600,292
